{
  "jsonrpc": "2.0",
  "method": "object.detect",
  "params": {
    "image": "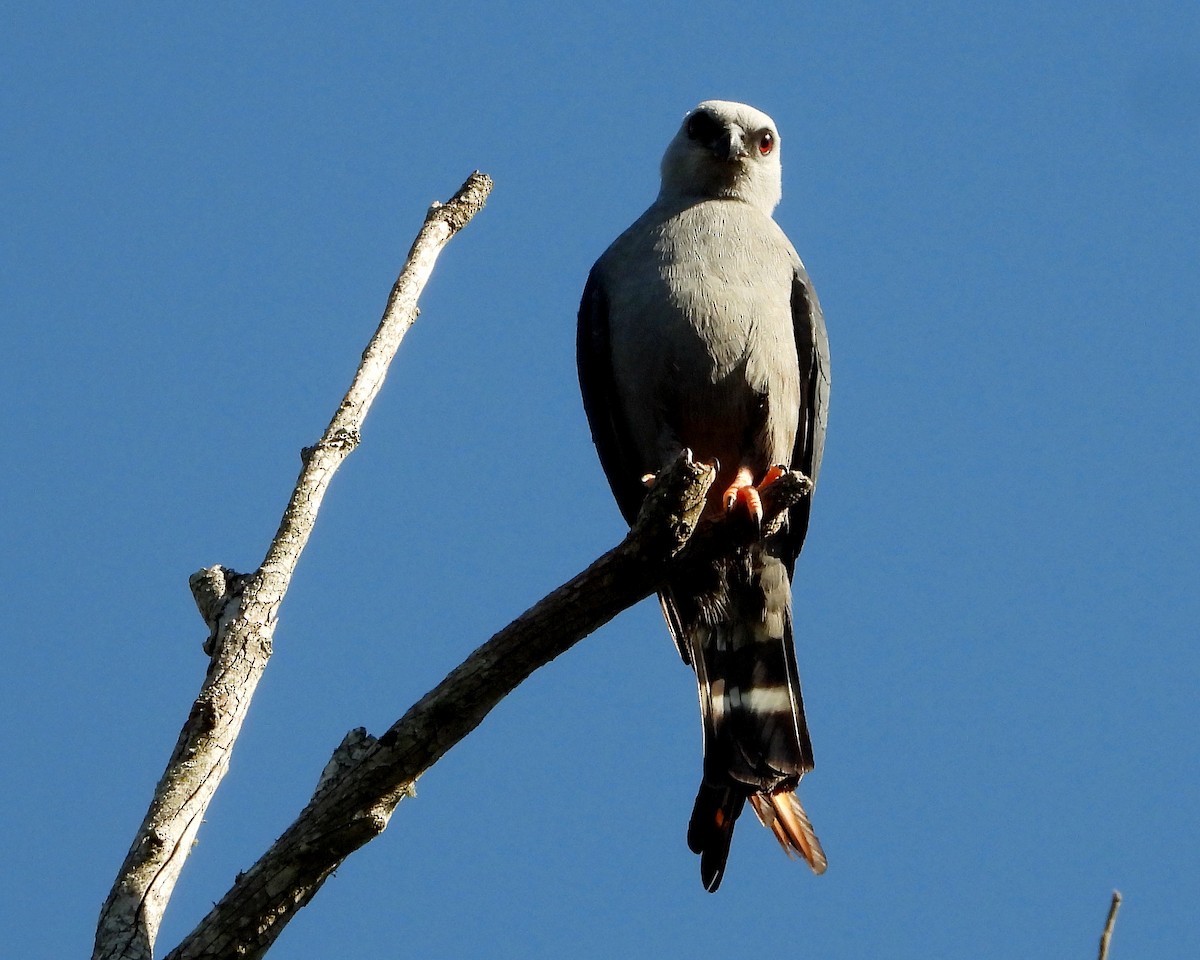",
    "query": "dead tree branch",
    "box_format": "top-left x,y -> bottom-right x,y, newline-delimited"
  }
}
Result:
164,451 -> 731,960
92,168 -> 812,960
92,172 -> 493,960
158,454 -> 810,958
1098,890 -> 1122,960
